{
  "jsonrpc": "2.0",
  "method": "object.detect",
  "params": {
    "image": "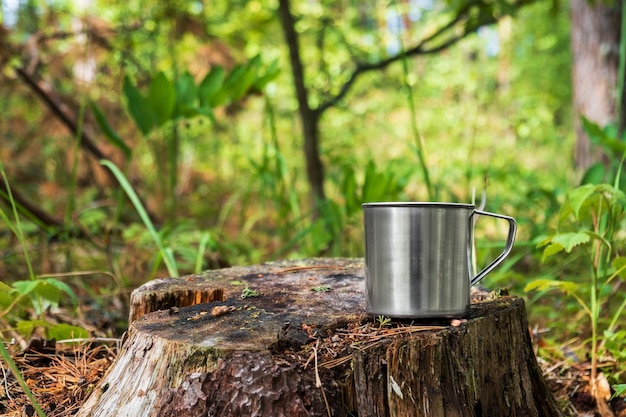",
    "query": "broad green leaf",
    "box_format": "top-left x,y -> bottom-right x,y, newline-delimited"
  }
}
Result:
12,280 -> 41,296
230,65 -> 257,101
123,76 -> 155,136
16,319 -> 50,336
174,71 -> 198,119
31,280 -> 62,313
541,242 -> 564,260
253,59 -> 280,90
581,116 -> 607,143
199,66 -> 225,107
148,72 -> 176,127
340,166 -> 359,216
567,184 -> 596,218
47,323 -> 89,340
196,106 -> 216,123
363,160 -> 385,202
90,101 -> 132,159
582,117 -> 624,154
524,279 -> 579,294
536,234 -> 554,248
580,163 -> 605,186
611,384 -> 626,400
0,281 -> 16,308
0,281 -> 14,294
596,184 -> 626,209
549,232 -> 590,252
219,64 -> 252,104
44,278 -> 78,308
228,56 -> 262,101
